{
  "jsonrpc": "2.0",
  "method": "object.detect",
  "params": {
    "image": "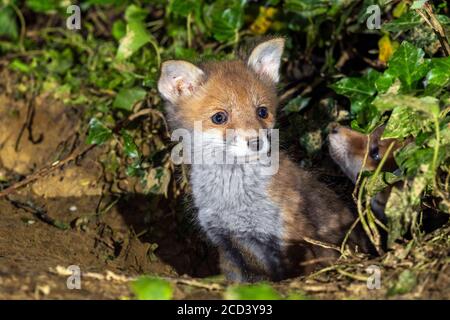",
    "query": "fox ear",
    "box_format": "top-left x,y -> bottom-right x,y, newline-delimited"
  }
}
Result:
158,60 -> 205,104
247,38 -> 285,83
